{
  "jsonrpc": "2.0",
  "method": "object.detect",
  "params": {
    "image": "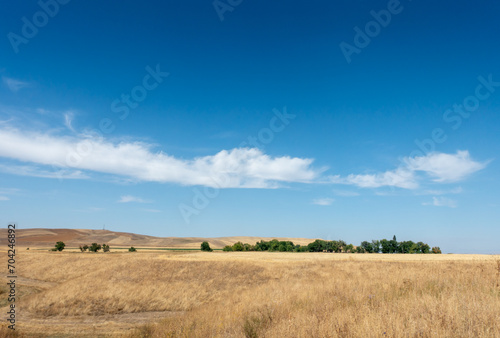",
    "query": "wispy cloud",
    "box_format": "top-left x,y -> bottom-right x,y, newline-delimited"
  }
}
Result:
0,128 -> 321,188
418,187 -> 463,196
64,111 -> 76,132
331,151 -> 487,190
423,196 -> 457,208
0,118 -> 14,125
0,188 -> 20,195
312,198 -> 334,206
0,196 -> 9,201
2,77 -> 31,92
0,164 -> 88,179
118,195 -> 150,203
